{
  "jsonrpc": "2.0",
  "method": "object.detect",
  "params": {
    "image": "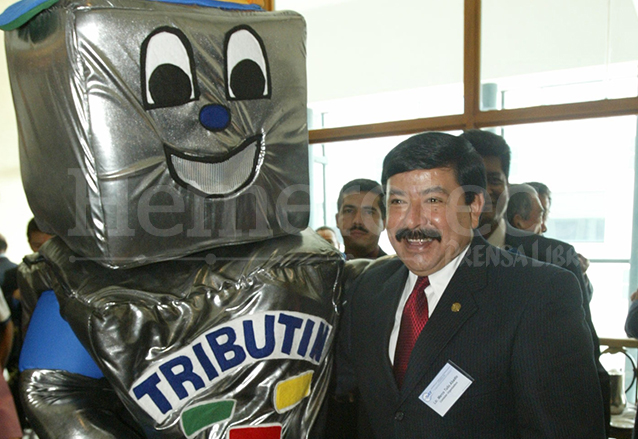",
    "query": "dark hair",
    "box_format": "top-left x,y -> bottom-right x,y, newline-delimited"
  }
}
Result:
337,178 -> 386,220
0,234 -> 7,253
27,218 -> 43,239
315,226 -> 336,234
506,191 -> 533,224
382,132 -> 486,205
526,181 -> 551,203
459,129 -> 511,178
